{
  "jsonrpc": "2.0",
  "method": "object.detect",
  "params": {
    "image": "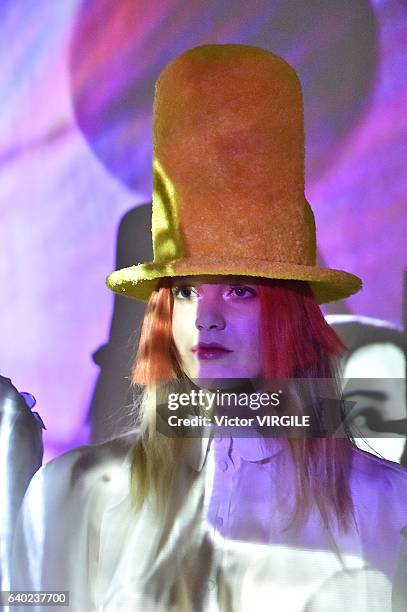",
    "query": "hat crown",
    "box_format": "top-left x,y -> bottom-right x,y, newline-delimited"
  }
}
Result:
151,44 -> 316,267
